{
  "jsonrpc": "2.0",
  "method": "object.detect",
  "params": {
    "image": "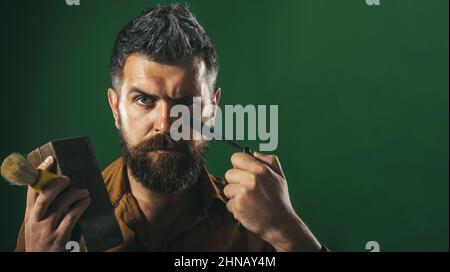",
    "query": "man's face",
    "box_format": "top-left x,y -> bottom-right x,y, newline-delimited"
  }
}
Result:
107,53 -> 220,193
